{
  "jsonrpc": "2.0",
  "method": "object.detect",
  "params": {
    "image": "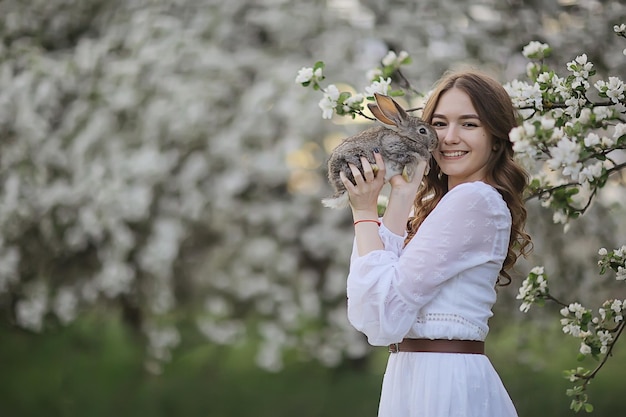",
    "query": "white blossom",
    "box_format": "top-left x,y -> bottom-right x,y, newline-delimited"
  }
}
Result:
0,245 -> 20,293
509,125 -> 536,159
540,117 -> 555,130
564,96 -> 586,118
578,161 -> 603,183
16,282 -> 48,332
366,68 -> 383,82
52,287 -> 78,325
597,330 -> 613,346
547,137 -> 582,180
568,302 -> 587,320
364,77 -> 391,97
563,323 -> 582,337
567,54 -> 593,80
522,41 -> 550,59
593,106 -> 613,121
601,136 -> 615,147
343,93 -> 363,112
613,299 -> 625,323
536,72 -> 552,84
553,211 -> 569,225
504,79 -> 543,110
576,107 -> 592,125
295,66 -> 322,84
318,84 -> 340,119
382,50 -> 409,67
583,132 -> 600,147
613,123 -> 626,139
595,77 -> 625,104
146,325 -> 181,362
611,299 -> 624,313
